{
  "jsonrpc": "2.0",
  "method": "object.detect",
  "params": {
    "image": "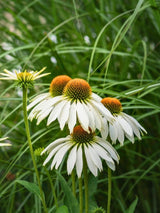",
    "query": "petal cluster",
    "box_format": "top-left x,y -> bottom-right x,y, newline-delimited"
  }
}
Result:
101,97 -> 147,145
0,137 -> 11,147
41,126 -> 119,178
28,78 -> 113,133
0,67 -> 49,86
